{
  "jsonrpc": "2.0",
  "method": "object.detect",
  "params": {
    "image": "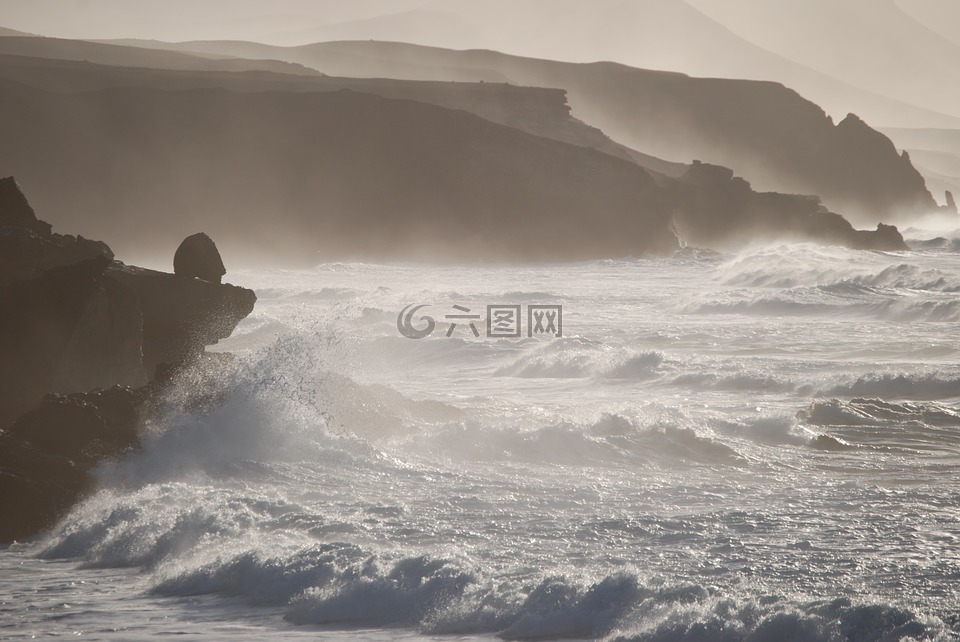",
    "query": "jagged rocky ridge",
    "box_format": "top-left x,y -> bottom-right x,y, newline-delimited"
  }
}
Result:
673,161 -> 907,251
0,177 -> 255,543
